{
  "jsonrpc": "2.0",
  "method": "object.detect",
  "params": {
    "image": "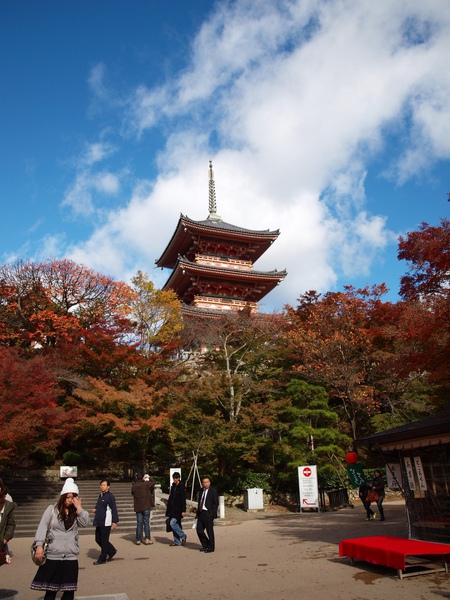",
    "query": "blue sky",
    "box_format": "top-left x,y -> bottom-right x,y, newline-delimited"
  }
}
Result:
1,0 -> 449,312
